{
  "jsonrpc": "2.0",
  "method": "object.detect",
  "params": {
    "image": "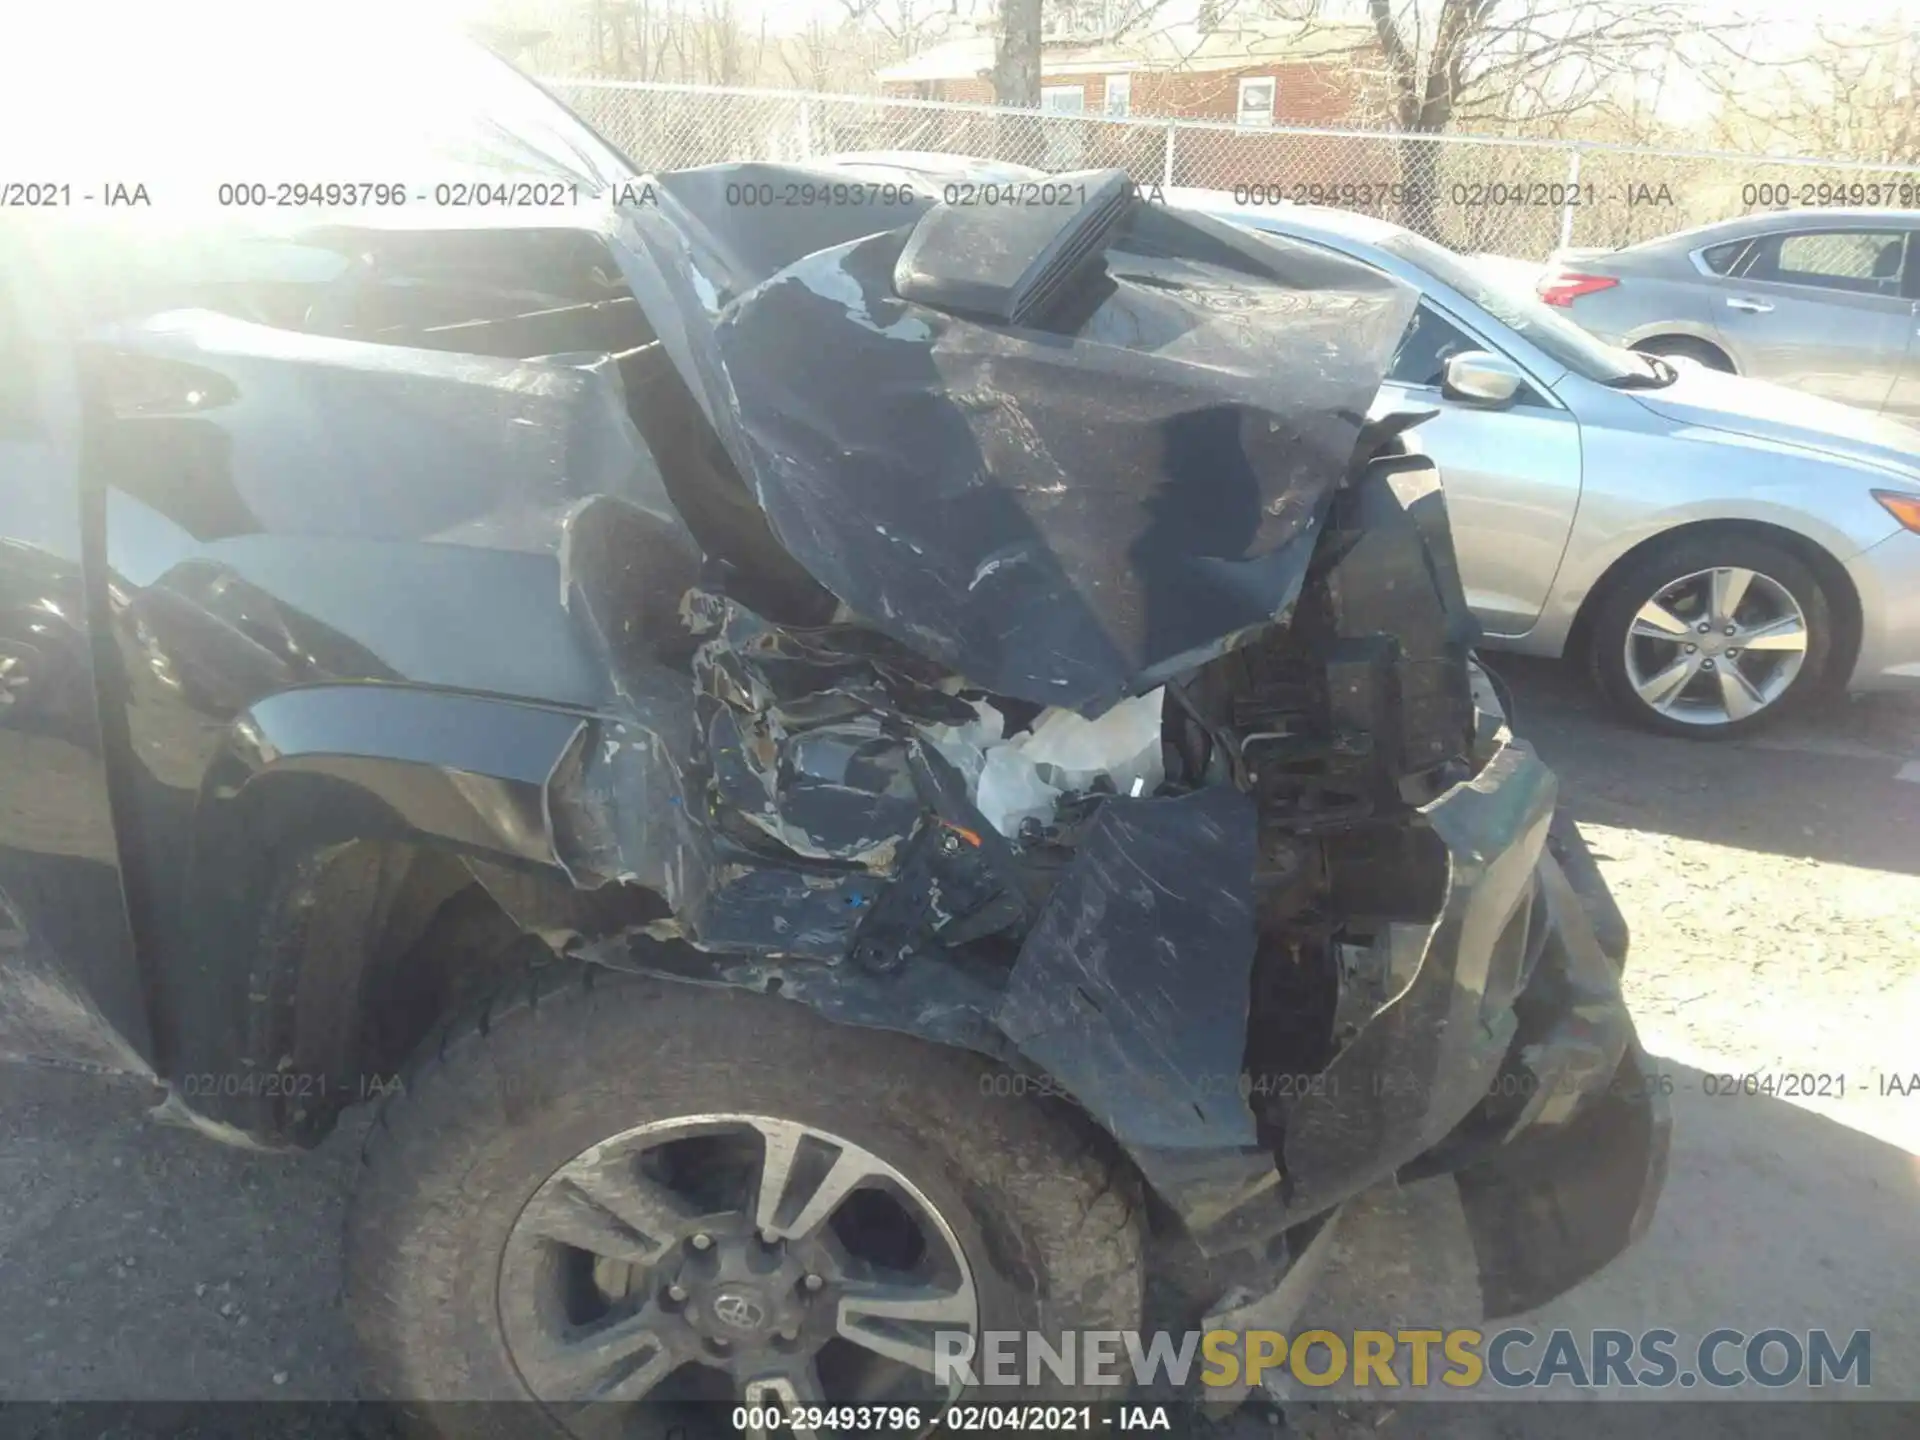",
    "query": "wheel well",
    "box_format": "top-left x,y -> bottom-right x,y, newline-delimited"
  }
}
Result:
349,871 -> 540,1087
257,842 -> 669,1145
284,853 -> 1200,1303
1567,519 -> 1862,691
1630,334 -> 1735,371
